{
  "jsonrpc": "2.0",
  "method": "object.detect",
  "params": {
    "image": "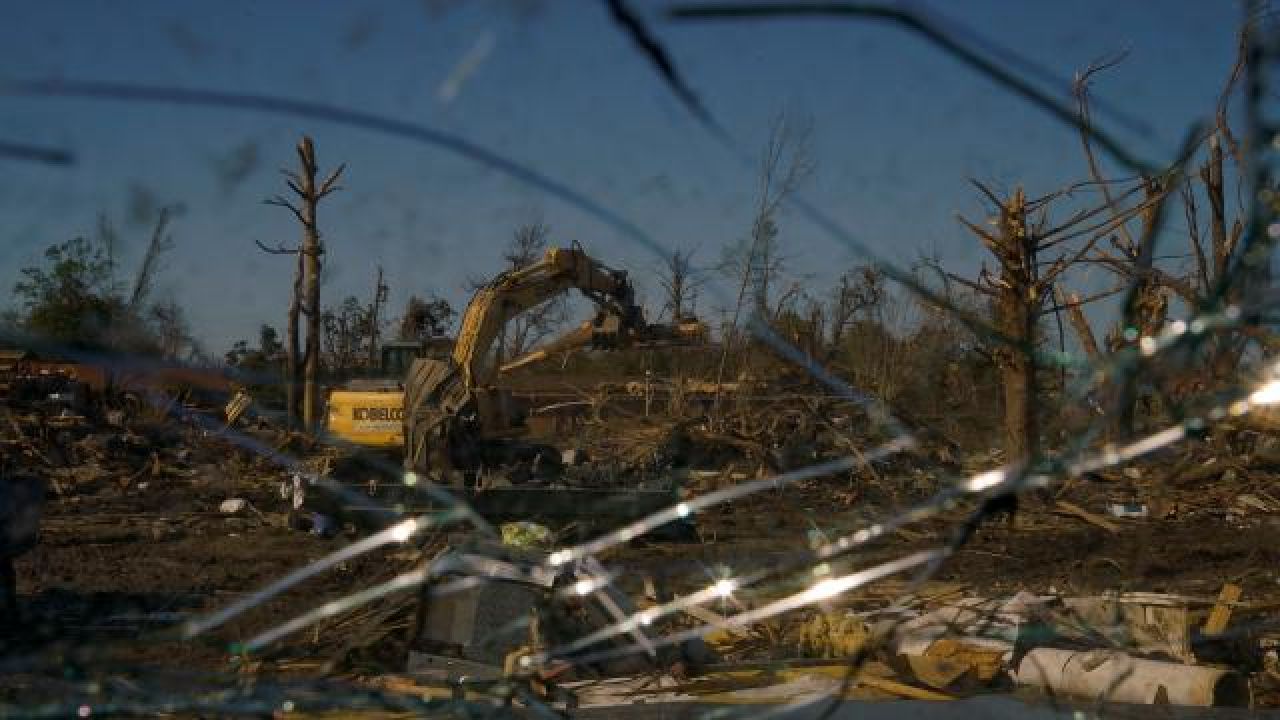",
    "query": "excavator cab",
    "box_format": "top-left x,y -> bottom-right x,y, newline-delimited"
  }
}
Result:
377,337 -> 453,380
379,341 -> 420,381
